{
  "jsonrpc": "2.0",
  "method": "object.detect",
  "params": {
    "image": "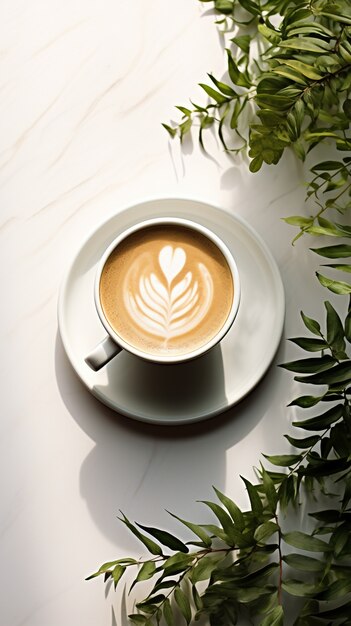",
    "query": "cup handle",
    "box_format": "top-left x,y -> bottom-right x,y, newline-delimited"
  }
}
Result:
85,336 -> 122,371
